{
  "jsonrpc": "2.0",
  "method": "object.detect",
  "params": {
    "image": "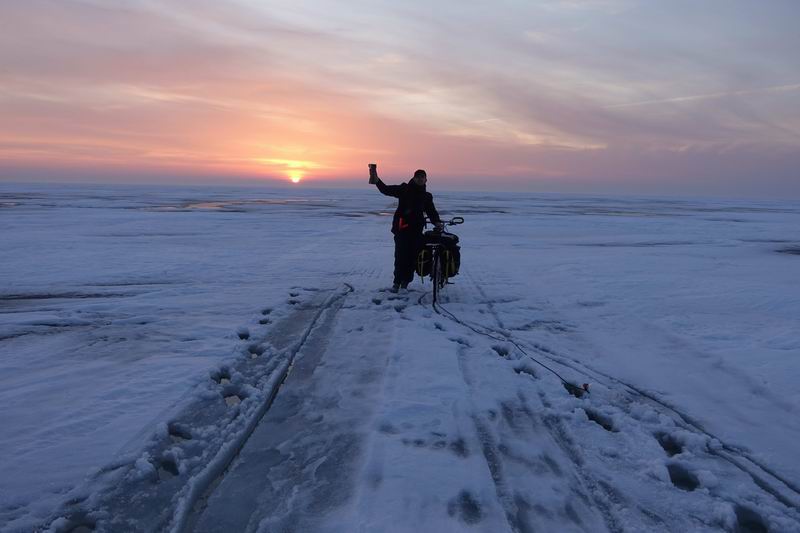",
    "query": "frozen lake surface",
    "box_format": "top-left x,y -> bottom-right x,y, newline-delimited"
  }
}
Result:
1,183 -> 799,531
